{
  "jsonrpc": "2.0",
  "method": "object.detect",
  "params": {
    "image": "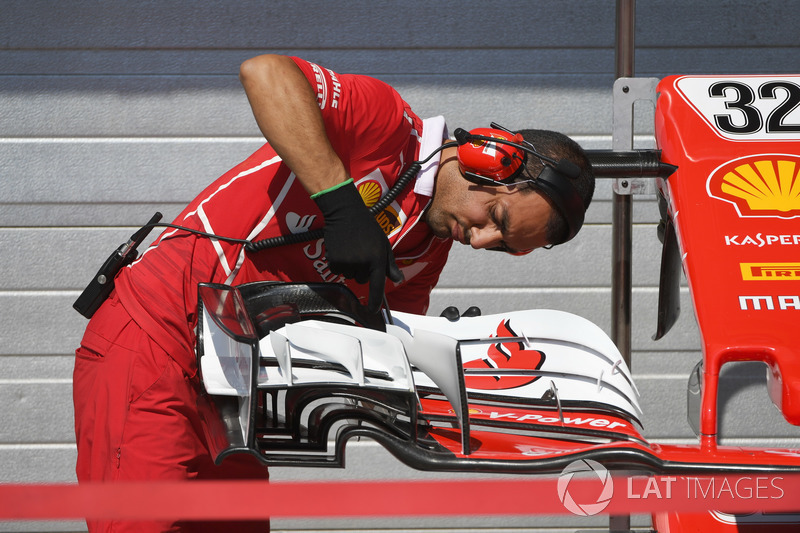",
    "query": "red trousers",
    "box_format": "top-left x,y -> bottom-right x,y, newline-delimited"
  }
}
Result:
73,293 -> 270,532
